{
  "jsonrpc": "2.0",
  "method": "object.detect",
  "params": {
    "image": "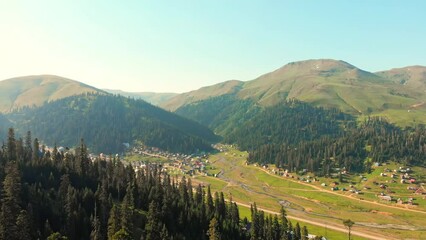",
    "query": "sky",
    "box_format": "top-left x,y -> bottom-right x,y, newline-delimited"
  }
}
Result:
0,1 -> 425,93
